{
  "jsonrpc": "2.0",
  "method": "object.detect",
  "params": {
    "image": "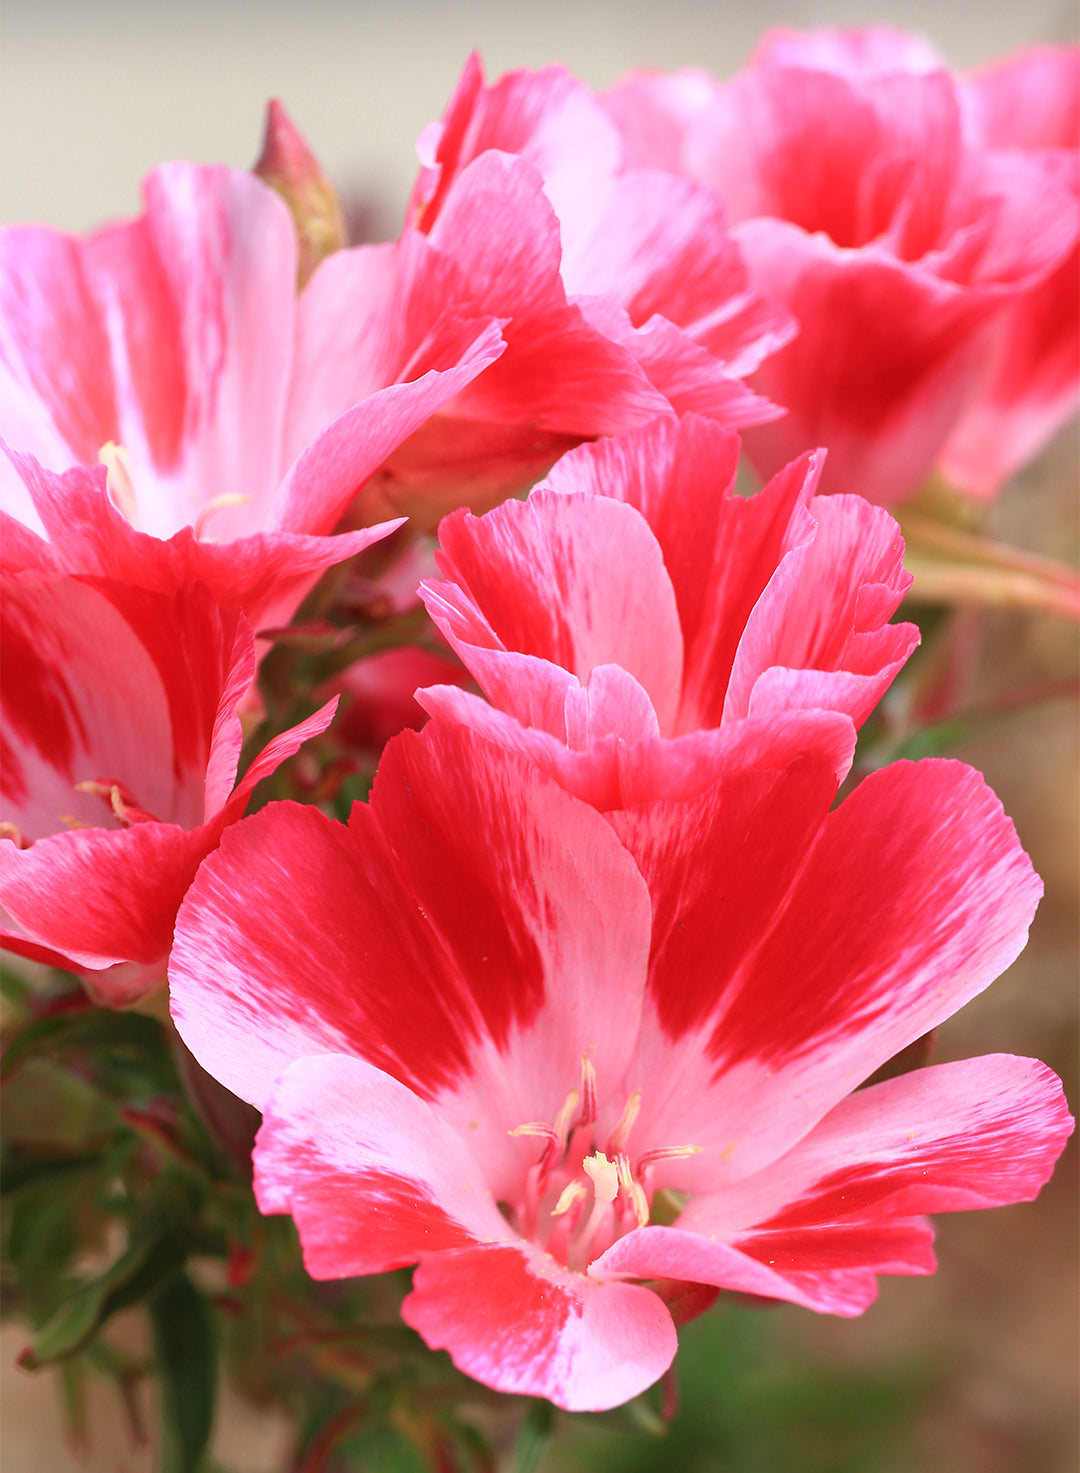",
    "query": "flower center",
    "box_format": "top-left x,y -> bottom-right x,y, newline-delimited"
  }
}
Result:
506,1054 -> 700,1272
